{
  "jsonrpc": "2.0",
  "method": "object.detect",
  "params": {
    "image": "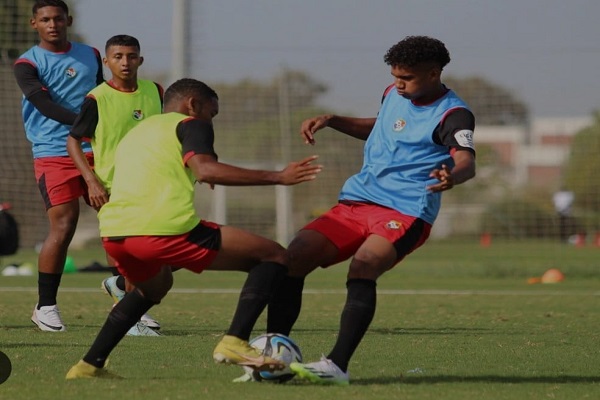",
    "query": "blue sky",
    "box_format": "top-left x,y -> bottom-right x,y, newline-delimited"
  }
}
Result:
74,0 -> 600,118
